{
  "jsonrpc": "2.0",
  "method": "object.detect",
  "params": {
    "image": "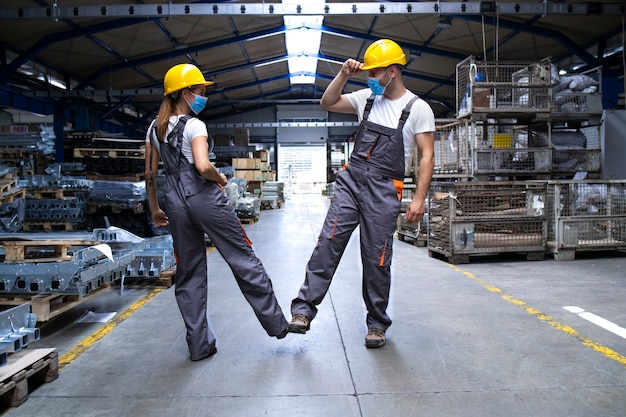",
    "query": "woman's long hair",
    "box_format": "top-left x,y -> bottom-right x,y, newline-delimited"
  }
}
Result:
155,91 -> 180,142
